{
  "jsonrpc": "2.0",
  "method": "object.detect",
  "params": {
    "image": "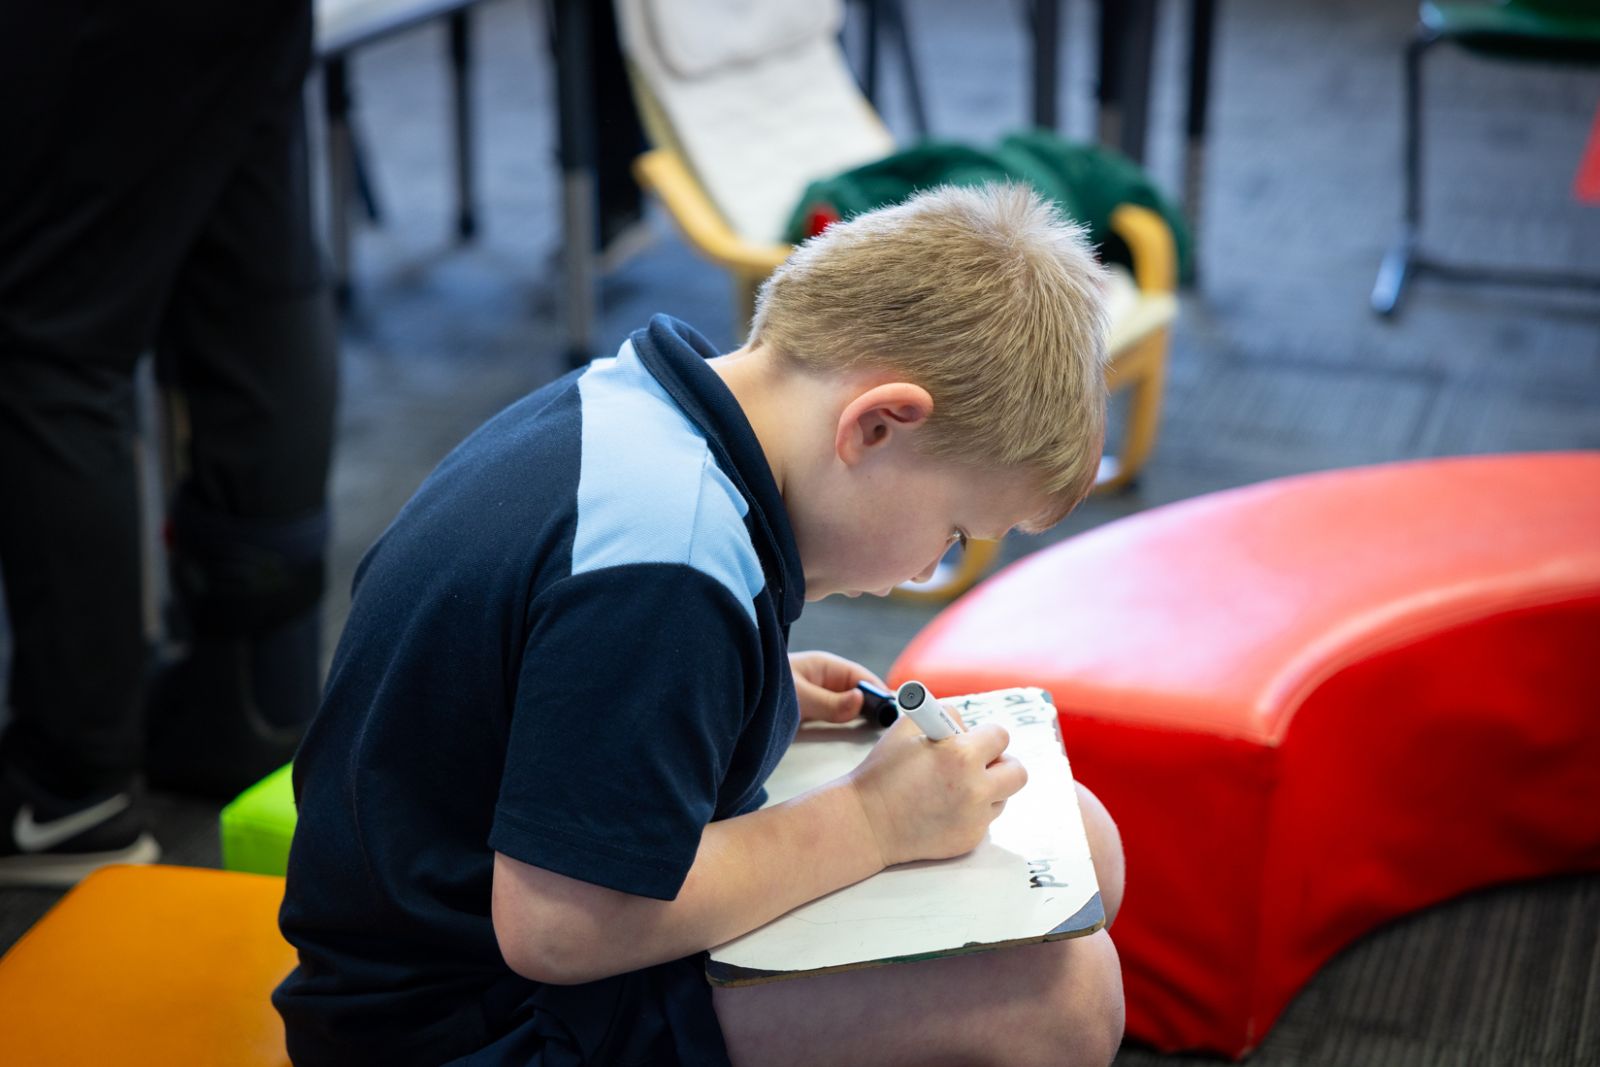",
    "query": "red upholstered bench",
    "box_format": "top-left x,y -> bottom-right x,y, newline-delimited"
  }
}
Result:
890,453 -> 1600,1058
